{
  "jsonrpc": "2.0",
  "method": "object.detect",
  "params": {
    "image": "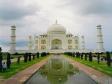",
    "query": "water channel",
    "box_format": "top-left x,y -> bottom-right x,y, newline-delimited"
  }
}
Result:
25,55 -> 97,84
